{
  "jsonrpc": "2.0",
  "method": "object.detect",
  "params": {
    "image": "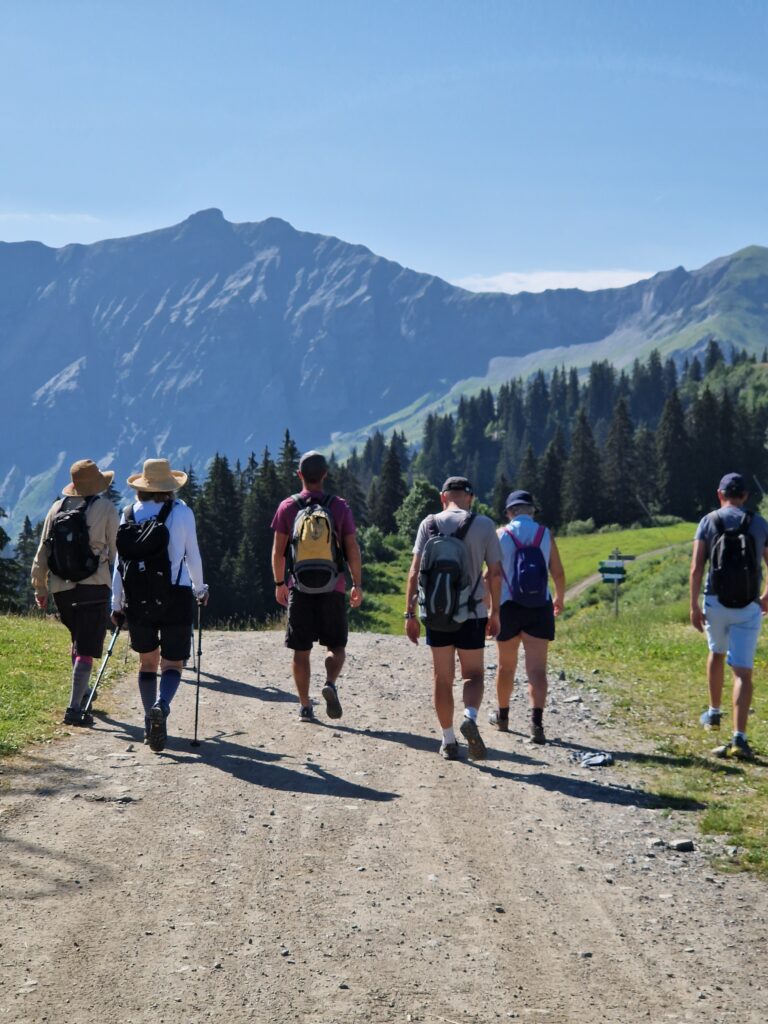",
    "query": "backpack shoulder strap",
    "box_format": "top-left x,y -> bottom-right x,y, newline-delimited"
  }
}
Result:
122,503 -> 136,522
504,525 -> 524,550
741,510 -> 754,533
426,515 -> 440,538
710,510 -> 726,536
156,499 -> 174,525
533,524 -> 546,547
453,512 -> 475,541
291,493 -> 309,510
